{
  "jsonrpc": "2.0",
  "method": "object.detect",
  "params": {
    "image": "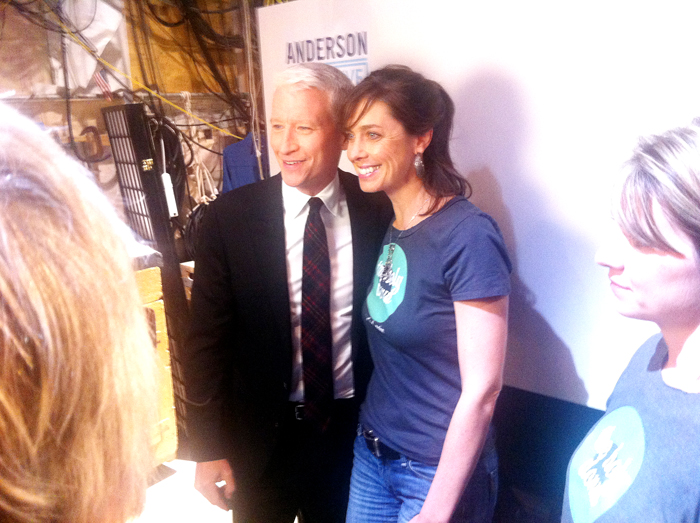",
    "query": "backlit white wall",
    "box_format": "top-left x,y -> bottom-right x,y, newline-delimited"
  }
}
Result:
257,0 -> 700,409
